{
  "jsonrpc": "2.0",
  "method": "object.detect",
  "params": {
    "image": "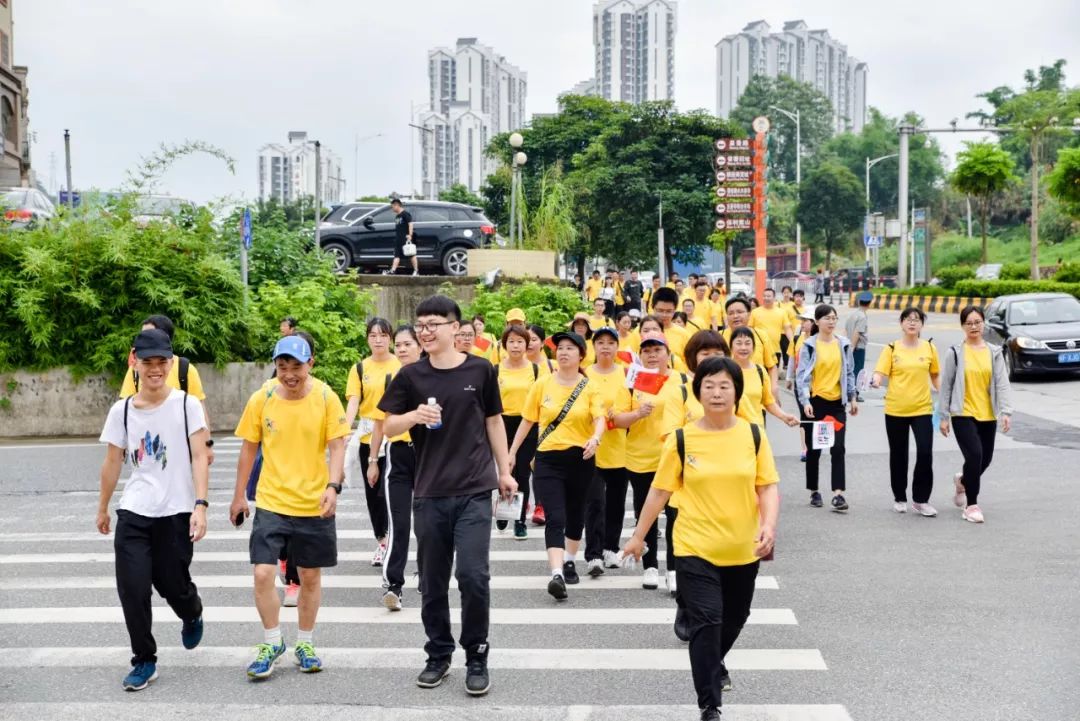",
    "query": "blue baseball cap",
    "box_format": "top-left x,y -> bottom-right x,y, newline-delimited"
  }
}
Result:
857,291 -> 873,305
272,335 -> 312,363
